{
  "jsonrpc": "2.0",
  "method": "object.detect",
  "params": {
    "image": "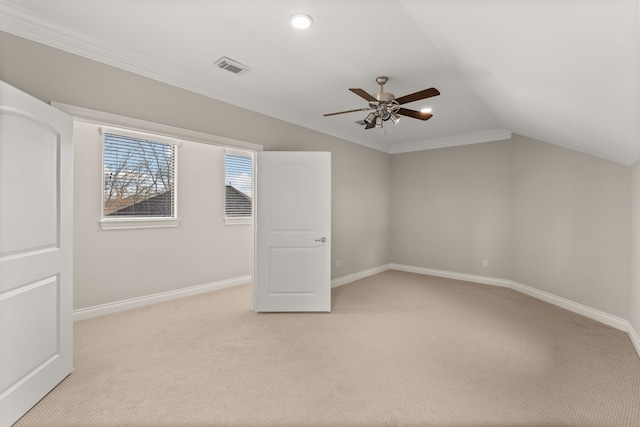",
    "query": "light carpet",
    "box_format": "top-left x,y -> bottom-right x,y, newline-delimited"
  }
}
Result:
14,270 -> 640,426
